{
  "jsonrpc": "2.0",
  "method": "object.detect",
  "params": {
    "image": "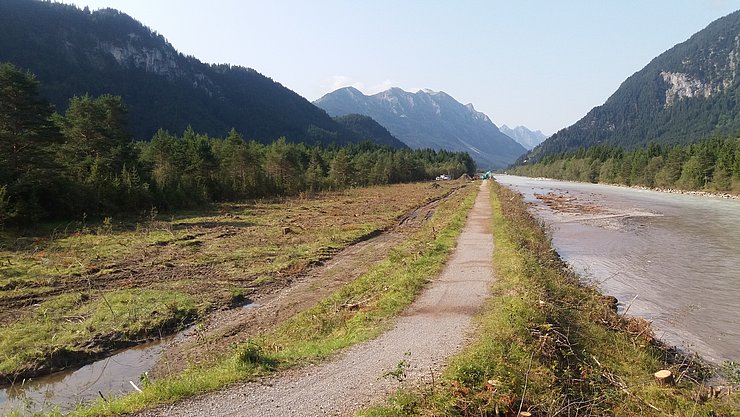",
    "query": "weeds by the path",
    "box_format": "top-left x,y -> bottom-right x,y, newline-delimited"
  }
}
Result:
50,181 -> 478,417
360,180 -> 737,416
